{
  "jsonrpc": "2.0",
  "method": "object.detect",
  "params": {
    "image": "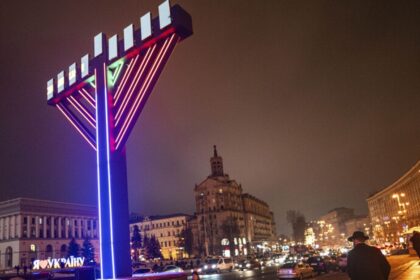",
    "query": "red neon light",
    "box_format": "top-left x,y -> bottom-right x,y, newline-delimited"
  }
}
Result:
68,96 -> 96,128
56,104 -> 96,150
115,37 -> 172,146
116,35 -> 176,148
114,46 -> 156,125
113,57 -> 137,104
79,89 -> 96,108
115,40 -> 169,145
123,27 -> 176,60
